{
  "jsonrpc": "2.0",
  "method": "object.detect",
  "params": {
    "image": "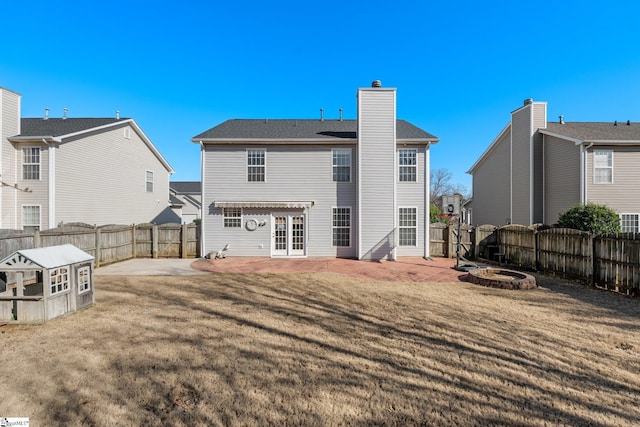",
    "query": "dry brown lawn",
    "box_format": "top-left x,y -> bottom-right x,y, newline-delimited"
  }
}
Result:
1,271 -> 640,426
